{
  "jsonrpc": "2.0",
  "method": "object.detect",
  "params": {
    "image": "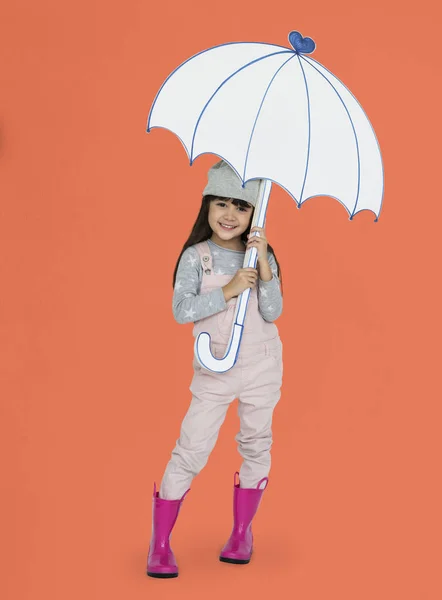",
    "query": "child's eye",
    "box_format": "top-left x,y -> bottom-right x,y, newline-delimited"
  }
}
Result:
237,207 -> 247,212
